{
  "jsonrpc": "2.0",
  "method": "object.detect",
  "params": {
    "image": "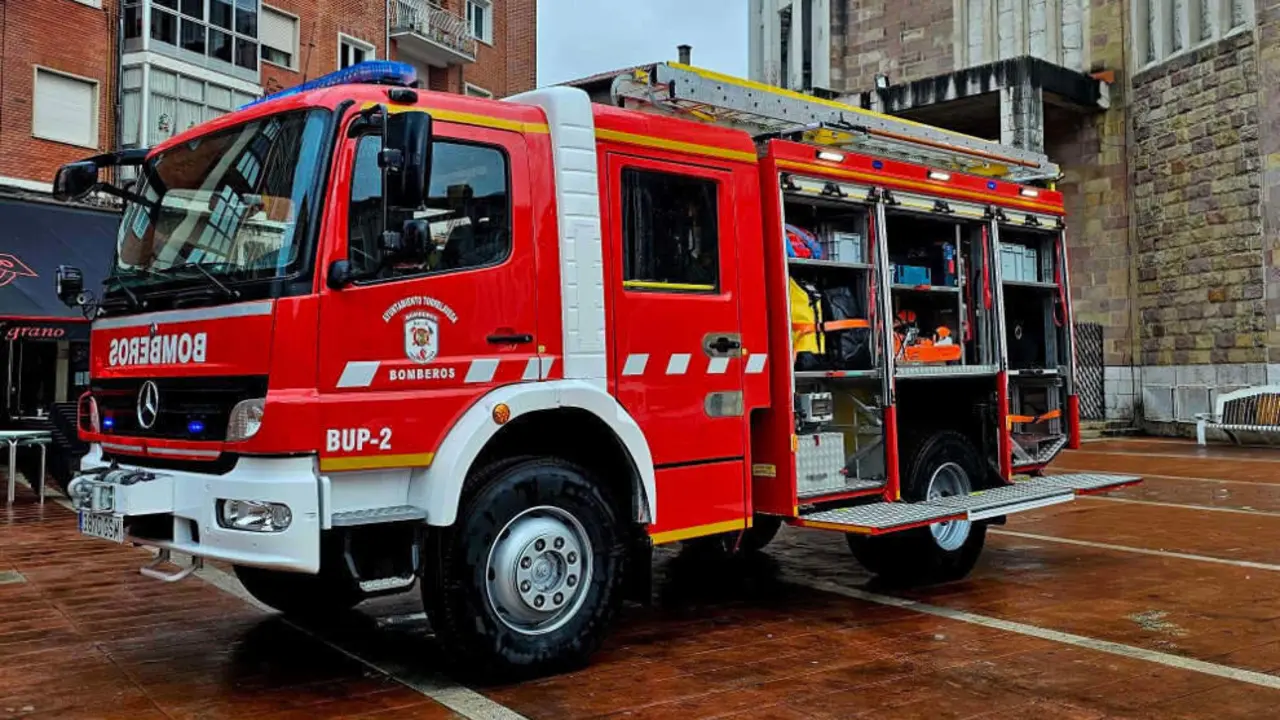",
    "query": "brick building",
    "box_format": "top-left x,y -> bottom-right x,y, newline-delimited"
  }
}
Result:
0,0 -> 537,193
0,0 -> 533,427
748,0 -> 1276,433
